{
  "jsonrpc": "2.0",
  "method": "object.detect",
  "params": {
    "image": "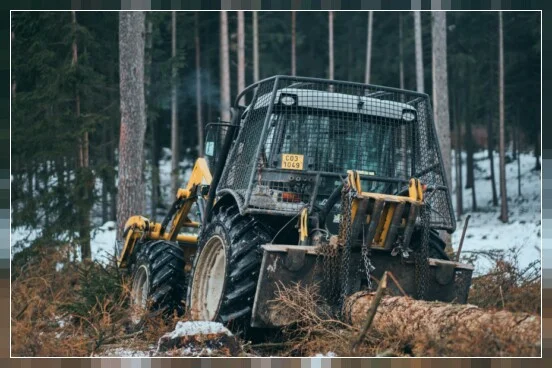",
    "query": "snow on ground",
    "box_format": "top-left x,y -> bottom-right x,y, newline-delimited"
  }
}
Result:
450,150 -> 541,274
162,321 -> 233,340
